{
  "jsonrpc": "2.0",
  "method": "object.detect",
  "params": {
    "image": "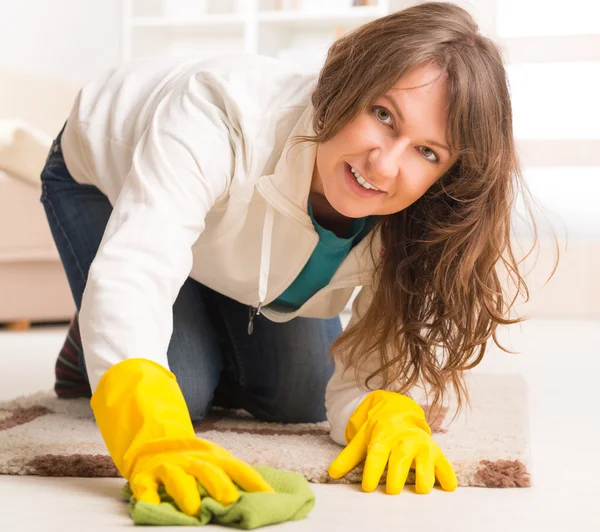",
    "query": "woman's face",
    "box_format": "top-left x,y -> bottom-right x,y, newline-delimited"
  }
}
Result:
312,63 -> 458,219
